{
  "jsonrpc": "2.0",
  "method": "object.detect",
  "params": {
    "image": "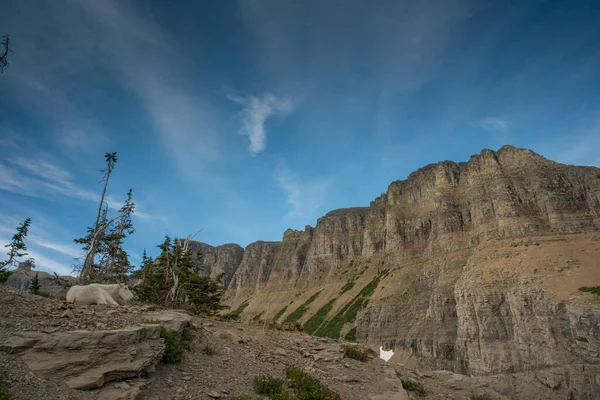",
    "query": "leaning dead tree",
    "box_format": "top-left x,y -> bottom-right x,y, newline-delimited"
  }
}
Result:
0,35 -> 11,73
76,152 -> 120,283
